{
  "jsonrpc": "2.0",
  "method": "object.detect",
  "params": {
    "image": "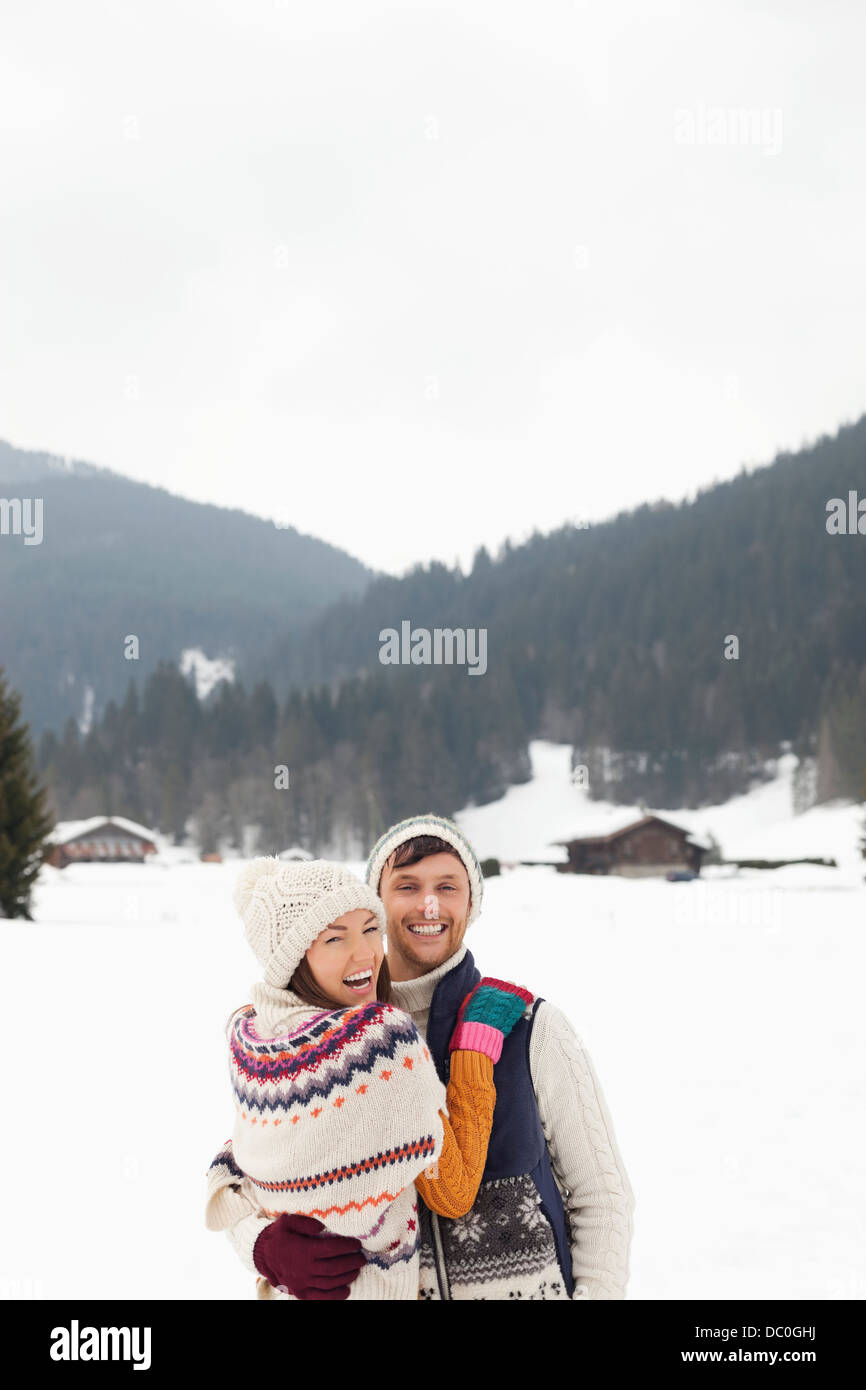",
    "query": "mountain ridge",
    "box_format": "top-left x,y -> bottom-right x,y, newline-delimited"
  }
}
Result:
0,436 -> 379,734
